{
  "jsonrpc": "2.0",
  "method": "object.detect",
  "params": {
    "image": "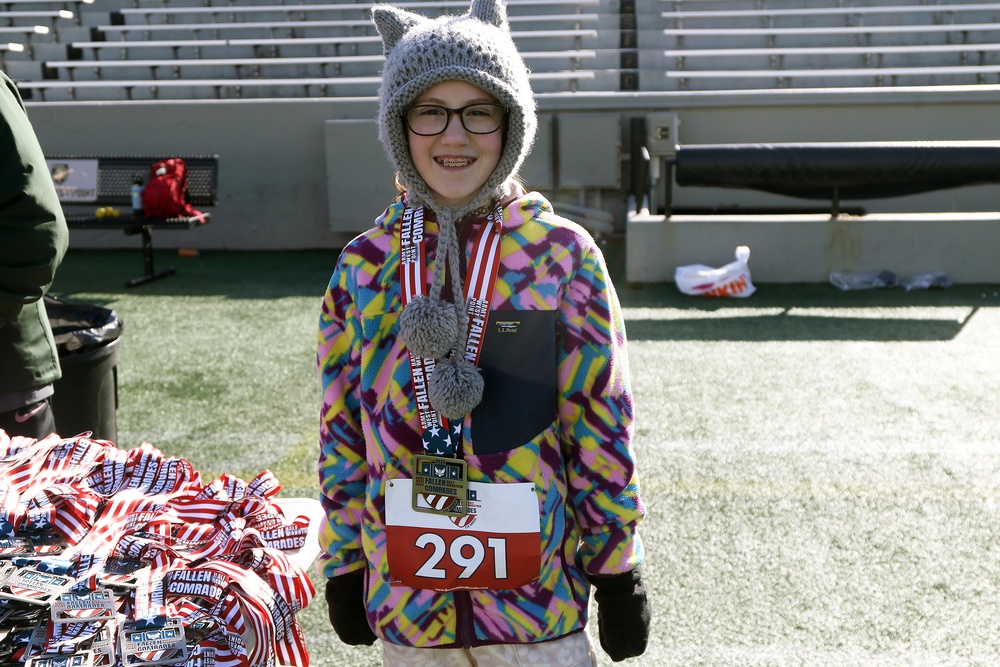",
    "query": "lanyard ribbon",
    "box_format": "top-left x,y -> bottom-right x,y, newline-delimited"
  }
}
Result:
399,204 -> 503,456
